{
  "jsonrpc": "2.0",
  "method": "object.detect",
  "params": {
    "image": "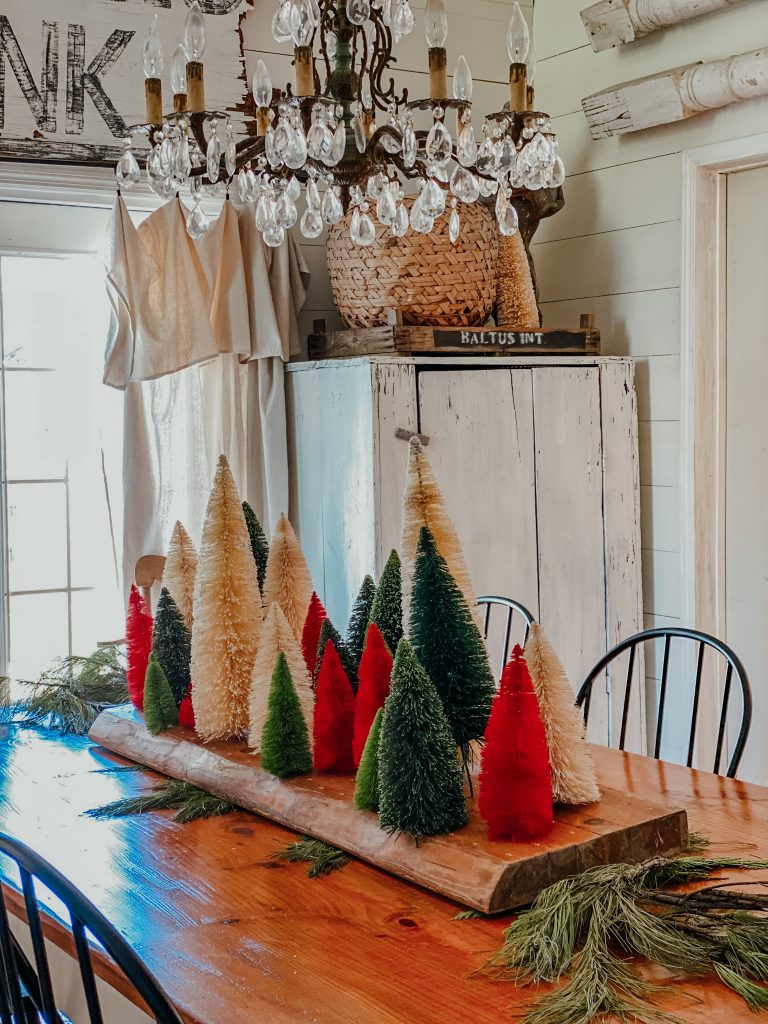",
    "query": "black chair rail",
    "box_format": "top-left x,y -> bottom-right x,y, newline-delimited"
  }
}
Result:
477,595 -> 535,678
0,832 -> 183,1024
575,627 -> 752,778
